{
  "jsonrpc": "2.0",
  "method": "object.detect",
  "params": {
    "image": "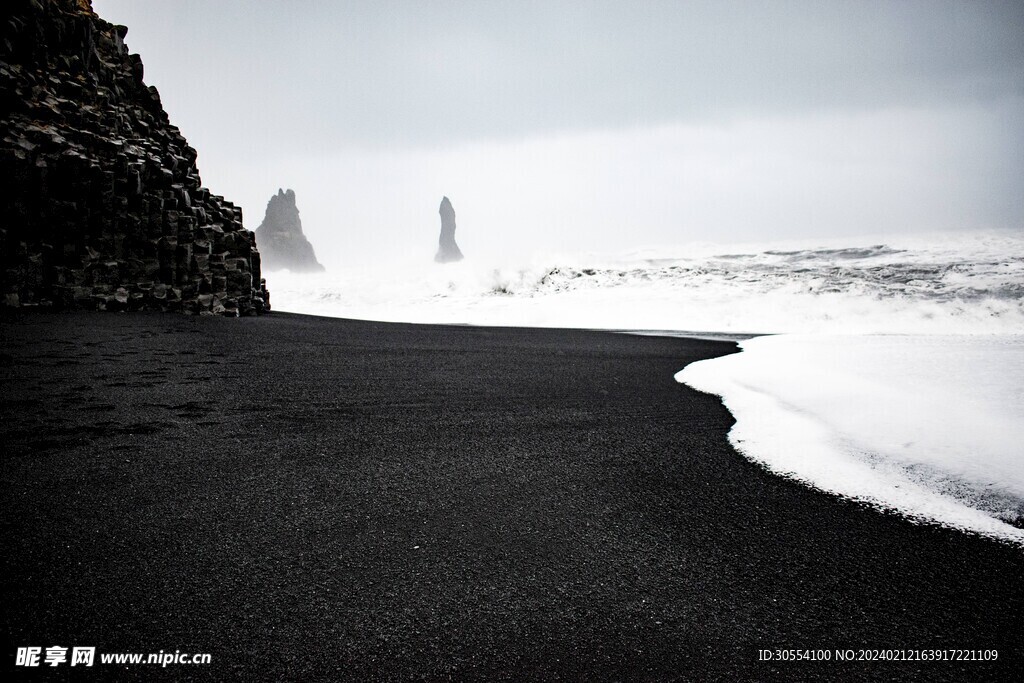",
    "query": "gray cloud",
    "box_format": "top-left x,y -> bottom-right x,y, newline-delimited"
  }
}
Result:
95,0 -> 1024,151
